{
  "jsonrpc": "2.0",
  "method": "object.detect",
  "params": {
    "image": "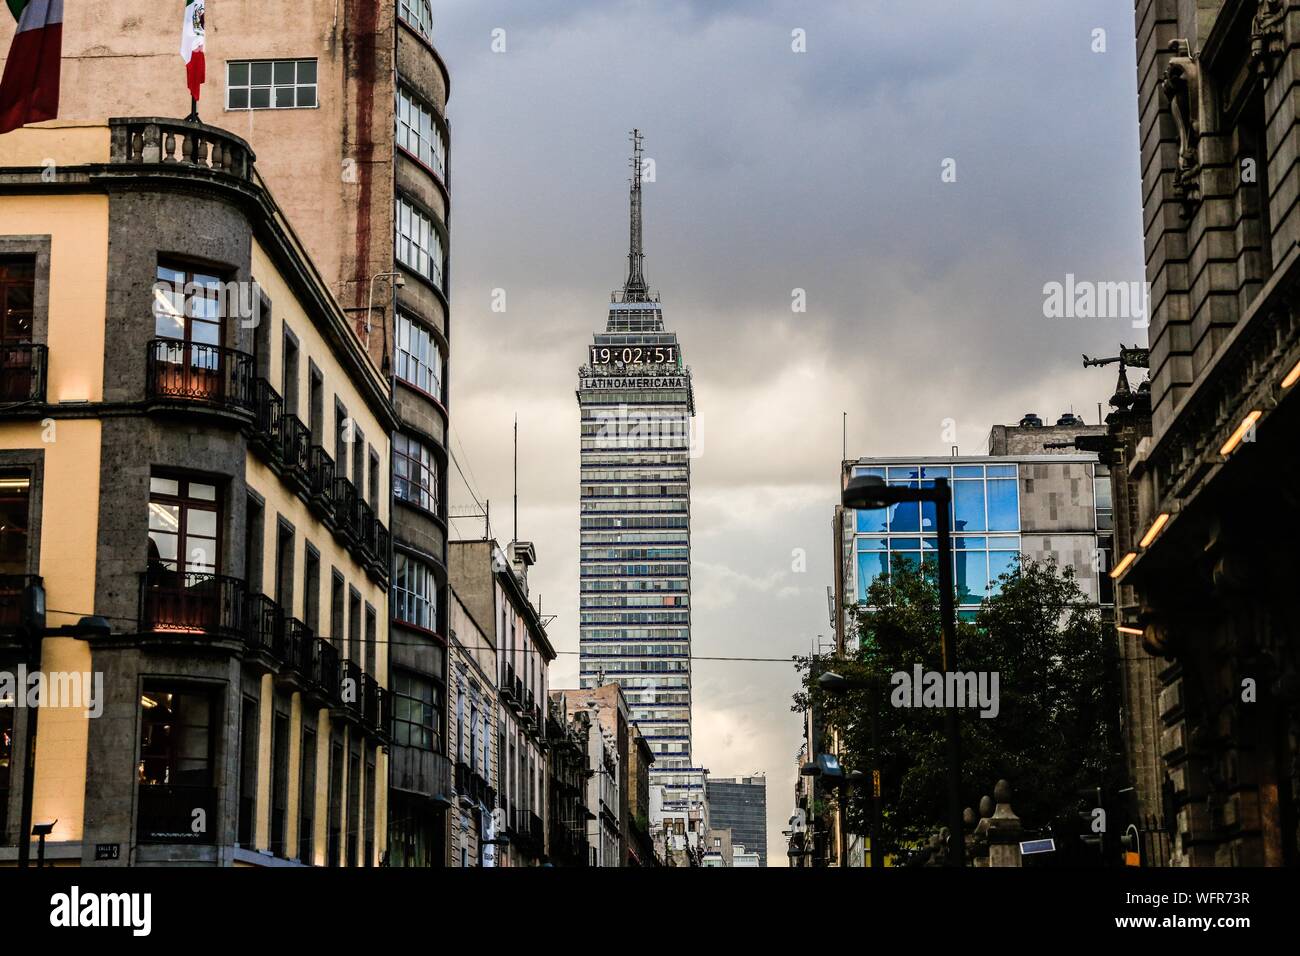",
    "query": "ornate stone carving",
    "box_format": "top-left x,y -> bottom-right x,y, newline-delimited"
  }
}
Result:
1251,0 -> 1287,76
1161,40 -> 1202,218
